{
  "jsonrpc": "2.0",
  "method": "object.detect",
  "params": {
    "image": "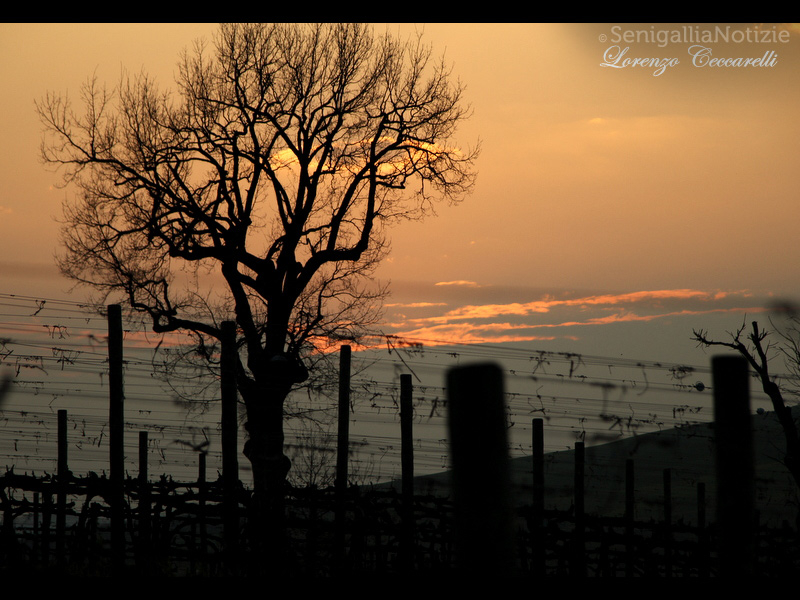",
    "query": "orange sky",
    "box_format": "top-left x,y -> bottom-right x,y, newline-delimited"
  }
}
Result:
2,23 -> 799,363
